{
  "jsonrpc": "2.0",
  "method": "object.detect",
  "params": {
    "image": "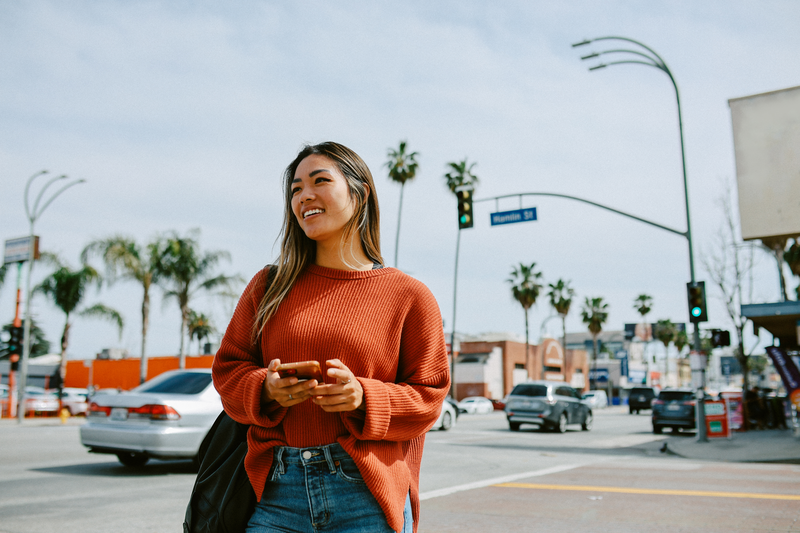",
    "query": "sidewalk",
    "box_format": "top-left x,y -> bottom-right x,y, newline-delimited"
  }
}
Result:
666,427 -> 800,463
0,415 -> 86,427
